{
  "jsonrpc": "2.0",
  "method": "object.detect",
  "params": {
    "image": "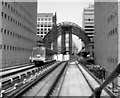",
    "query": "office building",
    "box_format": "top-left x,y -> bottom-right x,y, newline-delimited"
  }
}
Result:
94,0 -> 120,89
0,1 -> 37,68
37,13 -> 57,39
82,4 -> 94,52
